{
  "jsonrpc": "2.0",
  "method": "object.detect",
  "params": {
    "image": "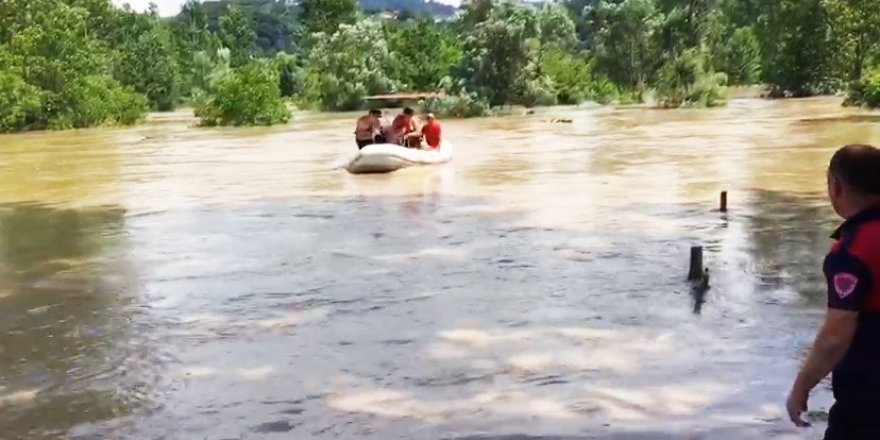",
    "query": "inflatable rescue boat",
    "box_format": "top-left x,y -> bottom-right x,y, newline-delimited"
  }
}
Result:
344,142 -> 453,174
